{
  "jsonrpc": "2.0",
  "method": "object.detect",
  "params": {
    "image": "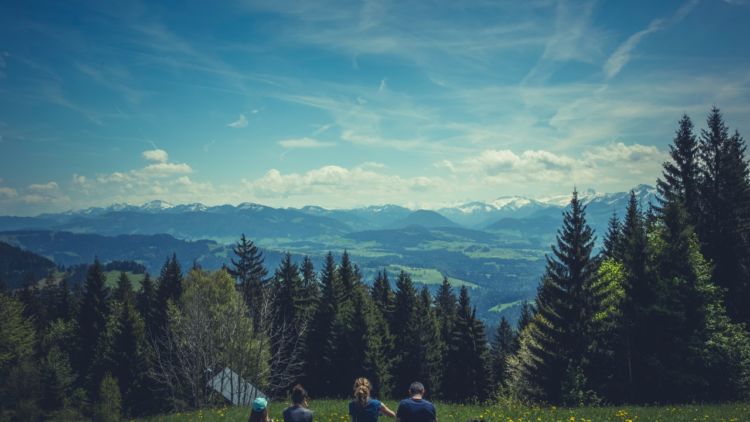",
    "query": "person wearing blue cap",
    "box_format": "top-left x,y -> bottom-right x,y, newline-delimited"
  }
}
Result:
249,397 -> 270,422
